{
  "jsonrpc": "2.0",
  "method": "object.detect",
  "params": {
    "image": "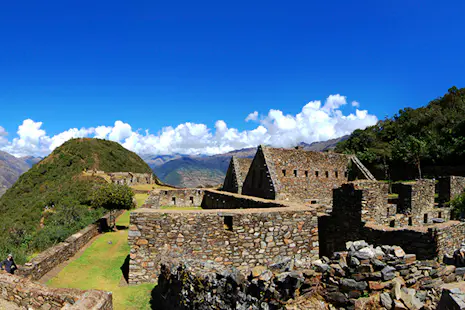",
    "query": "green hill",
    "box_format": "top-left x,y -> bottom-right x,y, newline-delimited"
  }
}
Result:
0,138 -> 156,263
336,86 -> 465,180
